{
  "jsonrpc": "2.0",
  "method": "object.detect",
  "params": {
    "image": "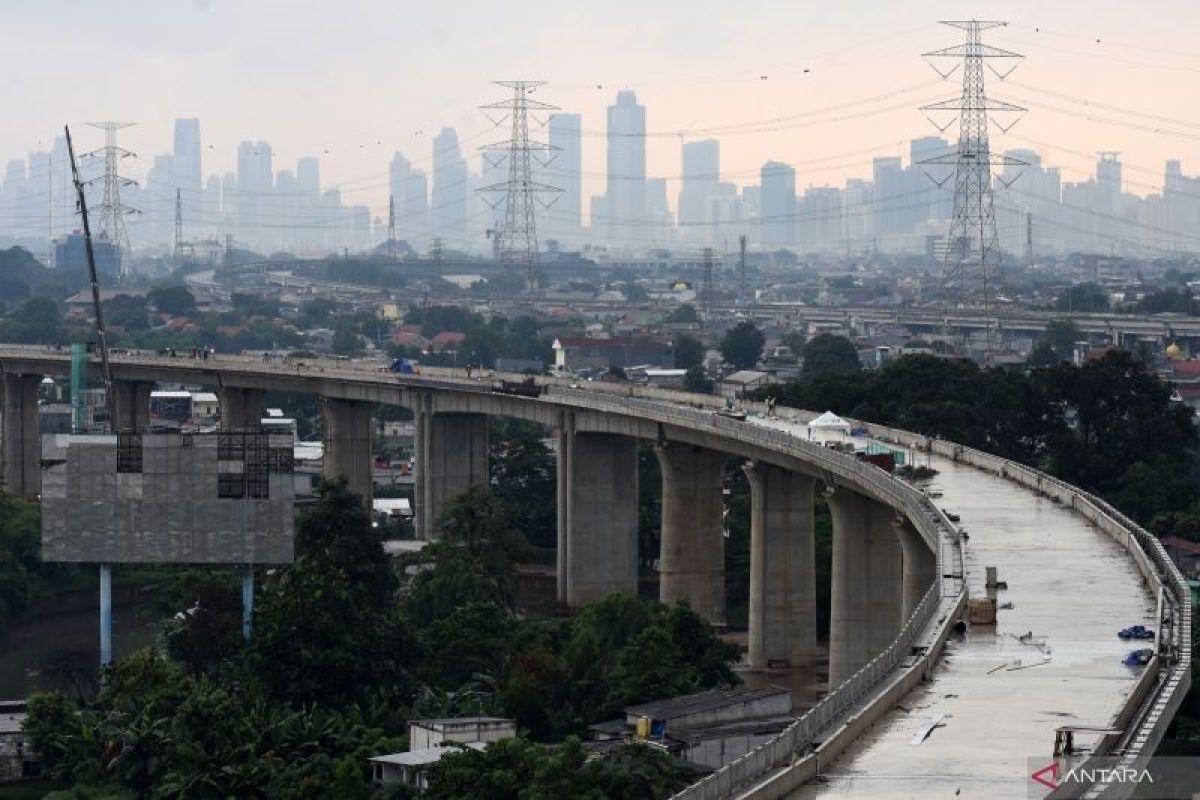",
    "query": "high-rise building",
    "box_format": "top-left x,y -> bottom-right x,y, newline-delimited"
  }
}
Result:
432,128 -> 468,248
605,90 -> 646,247
296,157 -> 320,195
760,161 -> 796,248
546,113 -> 582,245
678,139 -> 719,241
405,170 -> 429,245
236,141 -> 273,247
908,136 -> 950,227
646,177 -> 671,242
389,152 -> 410,213
872,156 -> 905,237
173,119 -> 202,235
